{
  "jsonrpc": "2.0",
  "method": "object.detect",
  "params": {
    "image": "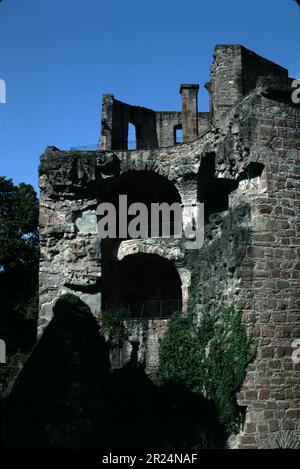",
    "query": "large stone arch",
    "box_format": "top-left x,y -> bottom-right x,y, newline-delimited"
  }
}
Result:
99,170 -> 183,243
102,252 -> 182,318
116,239 -> 190,311
114,149 -> 200,202
101,169 -> 182,204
